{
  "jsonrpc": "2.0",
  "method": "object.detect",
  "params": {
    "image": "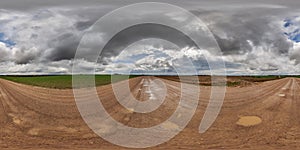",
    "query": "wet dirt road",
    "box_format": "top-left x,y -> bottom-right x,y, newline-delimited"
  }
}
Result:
0,77 -> 300,149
